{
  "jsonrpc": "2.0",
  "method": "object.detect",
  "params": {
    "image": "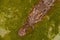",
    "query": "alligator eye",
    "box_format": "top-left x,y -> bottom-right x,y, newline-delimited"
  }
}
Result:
48,3 -> 50,5
42,9 -> 46,13
43,9 -> 46,12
